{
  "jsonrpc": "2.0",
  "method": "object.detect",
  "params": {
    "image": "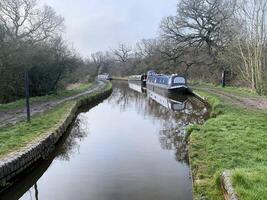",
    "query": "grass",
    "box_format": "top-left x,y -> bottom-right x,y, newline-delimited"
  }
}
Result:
218,86 -> 259,97
231,167 -> 267,200
0,82 -> 94,112
0,101 -> 75,158
0,81 -> 112,159
191,82 -> 261,98
189,90 -> 267,199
